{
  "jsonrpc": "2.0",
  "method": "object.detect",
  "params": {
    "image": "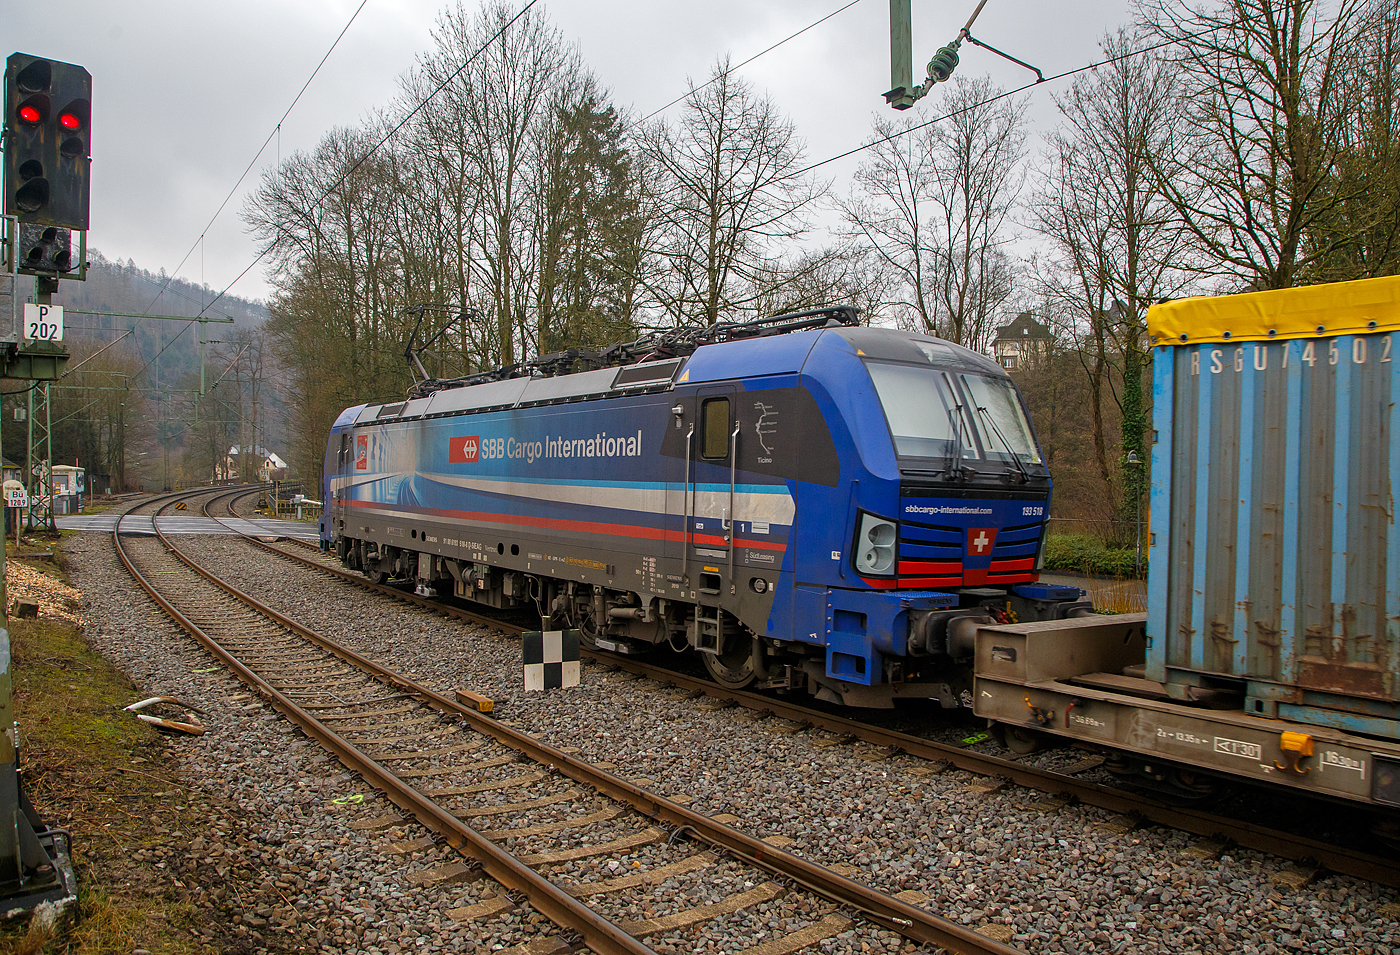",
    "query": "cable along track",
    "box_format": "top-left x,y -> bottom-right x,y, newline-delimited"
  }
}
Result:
112,488 -> 1018,955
